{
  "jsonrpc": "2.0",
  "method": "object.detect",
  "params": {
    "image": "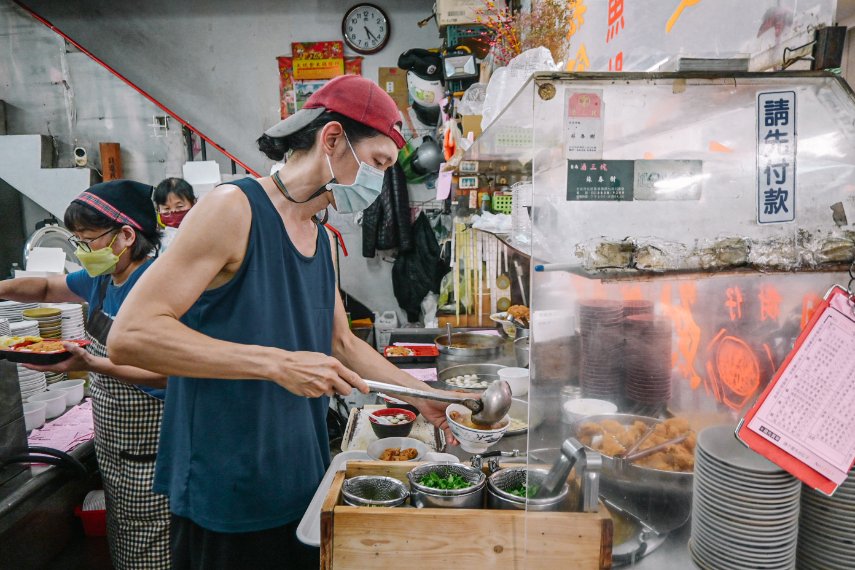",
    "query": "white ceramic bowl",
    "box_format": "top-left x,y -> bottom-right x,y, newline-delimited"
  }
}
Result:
367,437 -> 429,461
50,379 -> 85,406
27,390 -> 67,419
498,367 -> 530,397
562,398 -> 618,424
23,401 -> 46,431
446,403 -> 510,454
489,312 -> 517,338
